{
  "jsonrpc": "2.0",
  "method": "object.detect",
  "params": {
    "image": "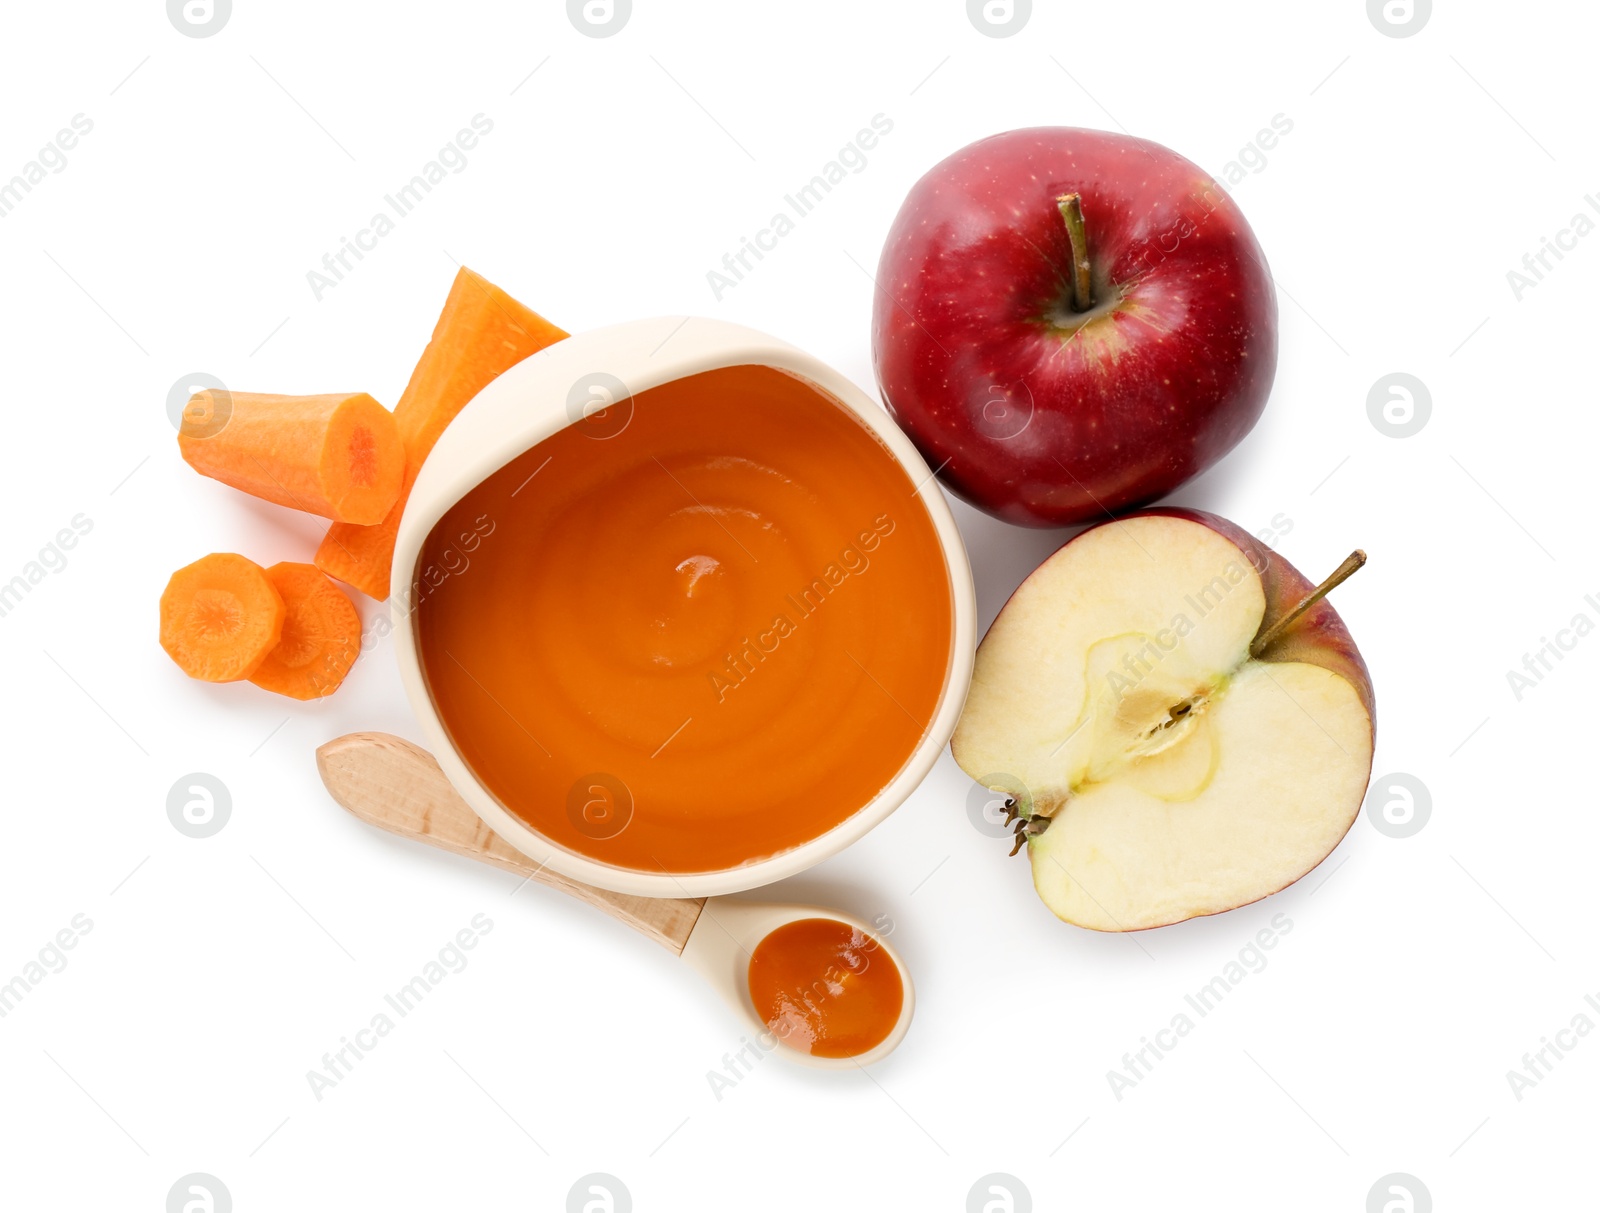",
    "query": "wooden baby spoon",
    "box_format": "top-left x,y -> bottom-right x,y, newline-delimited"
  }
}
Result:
315,732 -> 914,1067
